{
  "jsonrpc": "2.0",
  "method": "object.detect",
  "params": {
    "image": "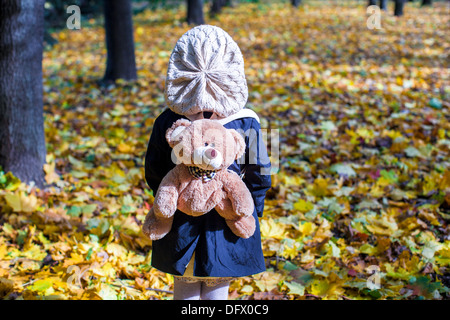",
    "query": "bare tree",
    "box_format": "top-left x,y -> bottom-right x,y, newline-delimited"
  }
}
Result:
187,0 -> 205,25
0,0 -> 47,187
211,0 -> 225,16
292,0 -> 302,7
394,0 -> 405,16
368,0 -> 387,10
103,0 -> 137,82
